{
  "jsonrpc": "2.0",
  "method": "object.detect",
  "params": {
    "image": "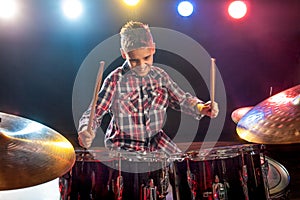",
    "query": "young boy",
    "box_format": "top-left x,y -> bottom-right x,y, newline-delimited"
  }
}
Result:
77,21 -> 219,199
78,21 -> 218,153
